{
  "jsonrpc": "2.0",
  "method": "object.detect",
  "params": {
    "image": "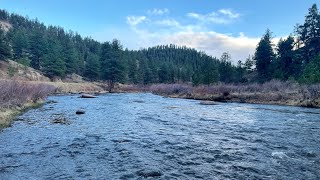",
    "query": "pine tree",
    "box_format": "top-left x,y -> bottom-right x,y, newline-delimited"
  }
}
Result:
84,53 -> 100,80
274,36 -> 294,80
100,39 -> 125,92
29,29 -> 47,70
254,29 -> 274,83
0,28 -> 10,60
296,4 -> 320,63
300,55 -> 320,83
219,52 -> 234,83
